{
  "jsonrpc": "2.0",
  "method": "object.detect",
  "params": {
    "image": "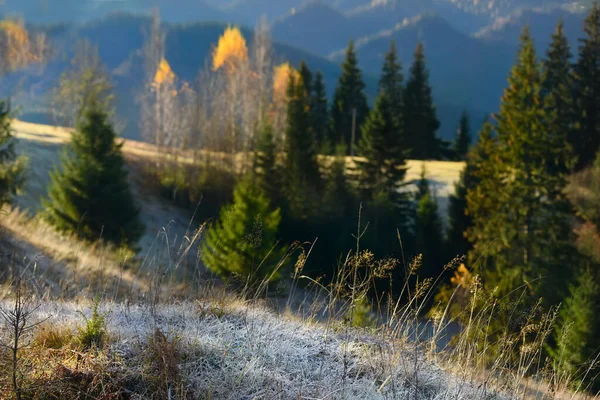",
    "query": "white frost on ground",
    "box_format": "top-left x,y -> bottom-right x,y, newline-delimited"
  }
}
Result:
22,300 -> 508,400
